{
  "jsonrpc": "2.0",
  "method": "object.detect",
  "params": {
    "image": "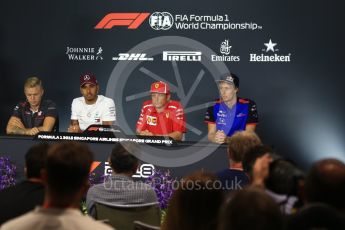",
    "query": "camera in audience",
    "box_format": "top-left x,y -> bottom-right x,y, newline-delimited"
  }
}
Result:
266,153 -> 305,196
